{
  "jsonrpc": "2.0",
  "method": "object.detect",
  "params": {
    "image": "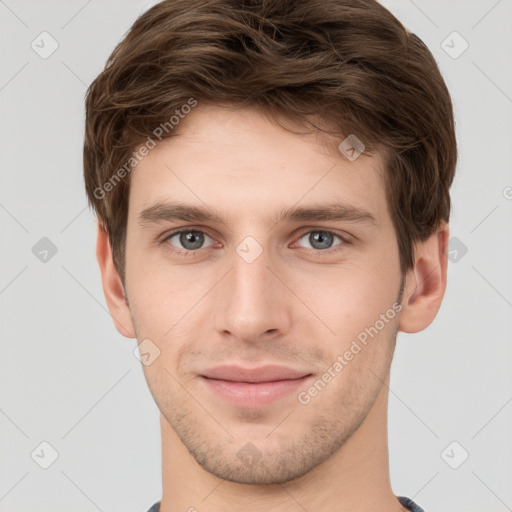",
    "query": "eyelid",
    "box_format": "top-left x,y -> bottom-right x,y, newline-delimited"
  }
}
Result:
159,226 -> 218,254
293,227 -> 353,242
291,228 -> 352,253
160,225 -> 211,240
